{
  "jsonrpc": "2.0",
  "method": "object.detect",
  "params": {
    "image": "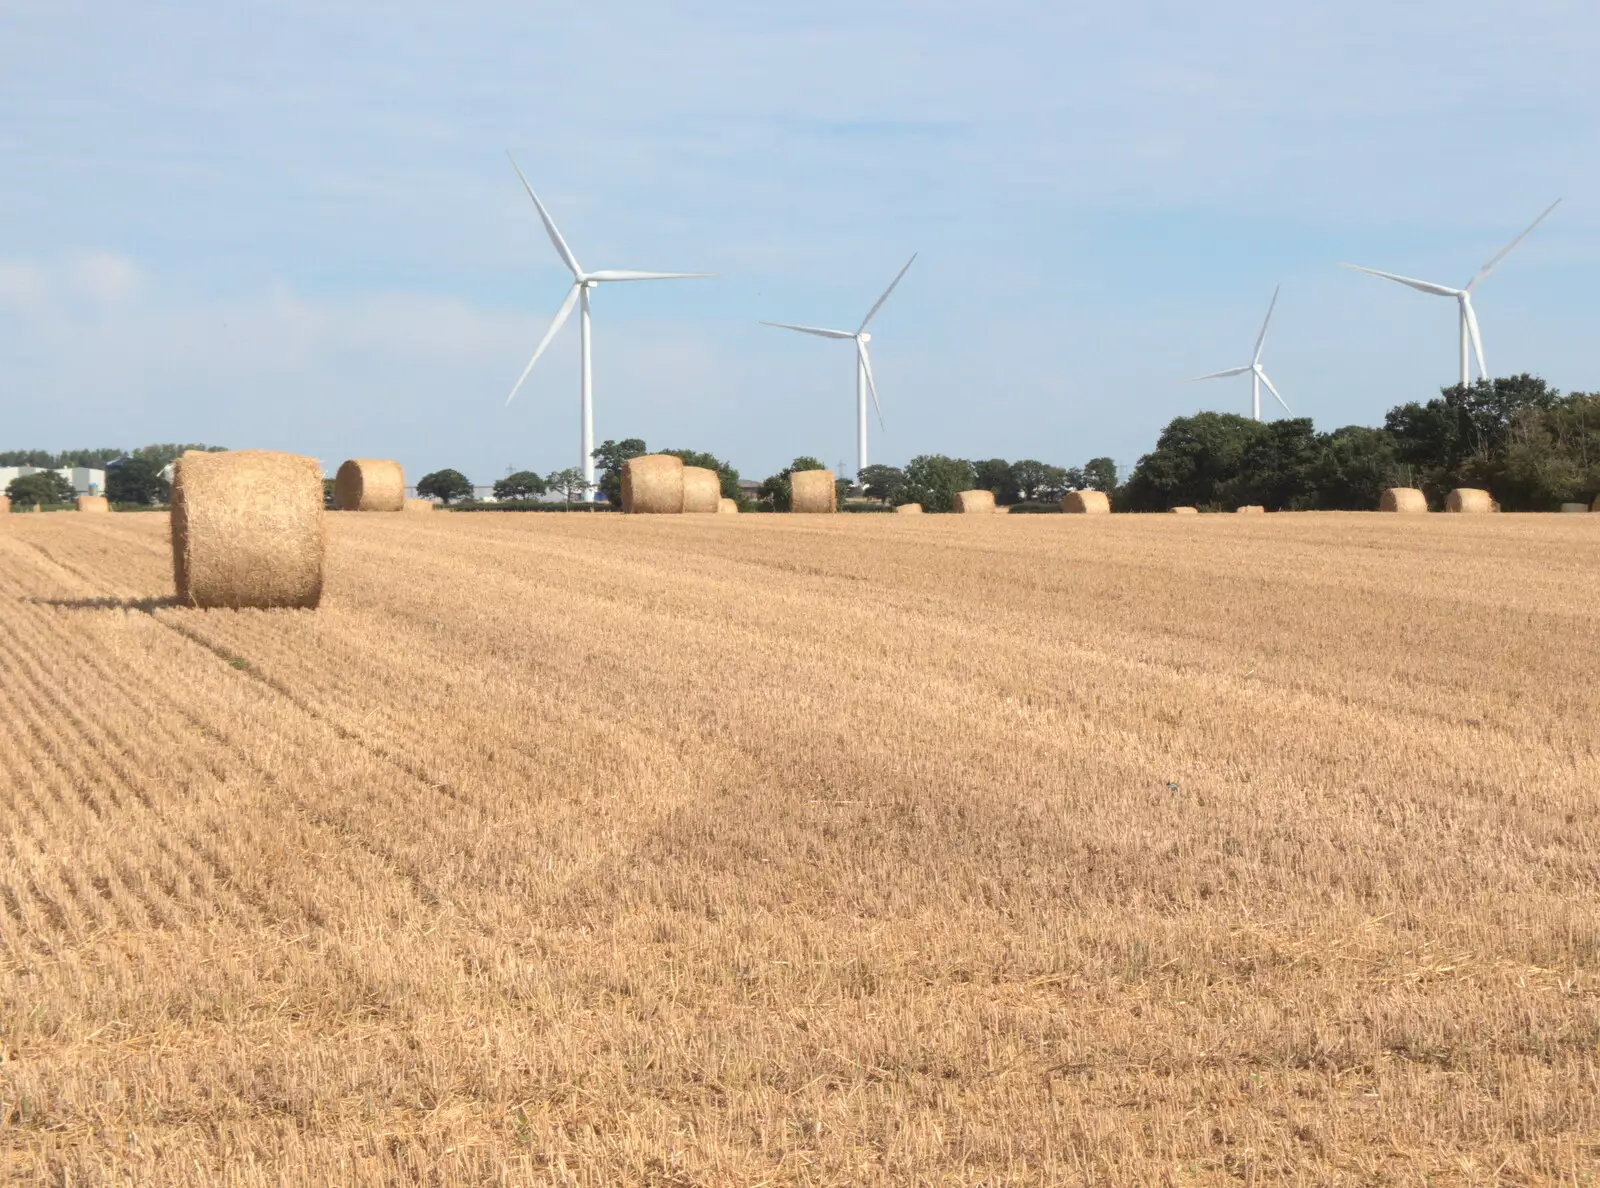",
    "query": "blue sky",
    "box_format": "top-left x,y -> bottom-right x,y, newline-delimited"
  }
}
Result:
2,1 -> 1596,484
